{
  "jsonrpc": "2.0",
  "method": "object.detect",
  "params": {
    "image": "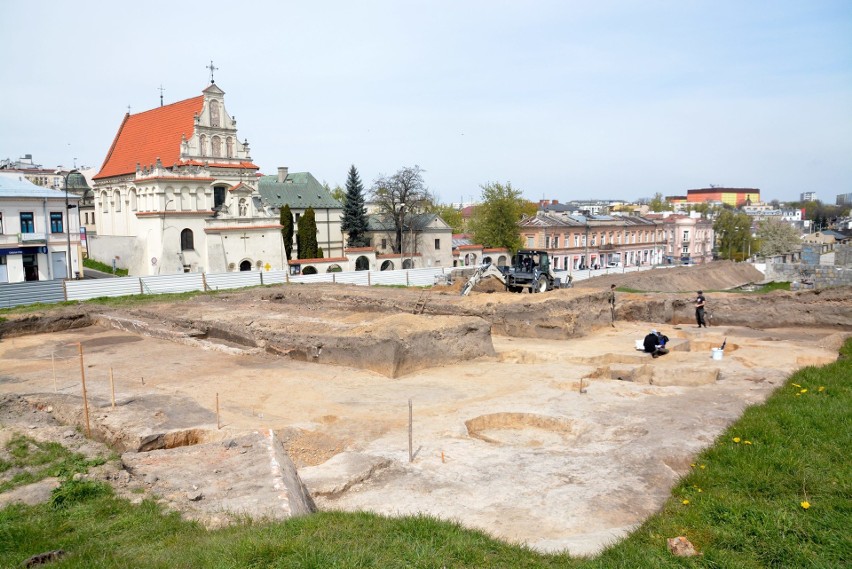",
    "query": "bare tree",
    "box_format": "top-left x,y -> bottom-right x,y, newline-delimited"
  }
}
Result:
370,165 -> 433,253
